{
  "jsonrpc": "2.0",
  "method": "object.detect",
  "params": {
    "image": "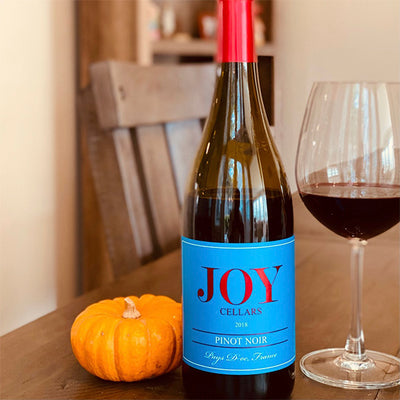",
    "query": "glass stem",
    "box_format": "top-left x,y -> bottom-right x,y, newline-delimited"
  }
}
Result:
344,238 -> 368,362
